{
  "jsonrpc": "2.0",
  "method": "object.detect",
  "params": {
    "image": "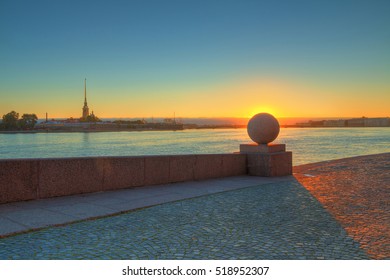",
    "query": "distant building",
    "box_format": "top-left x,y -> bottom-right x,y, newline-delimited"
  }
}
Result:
295,122 -> 312,127
294,117 -> 389,127
364,118 -> 390,127
164,118 -> 176,124
82,78 -> 90,120
295,120 -> 325,127
346,118 -> 366,127
324,120 -> 346,127
346,117 -> 390,127
80,79 -> 100,122
309,120 -> 325,127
